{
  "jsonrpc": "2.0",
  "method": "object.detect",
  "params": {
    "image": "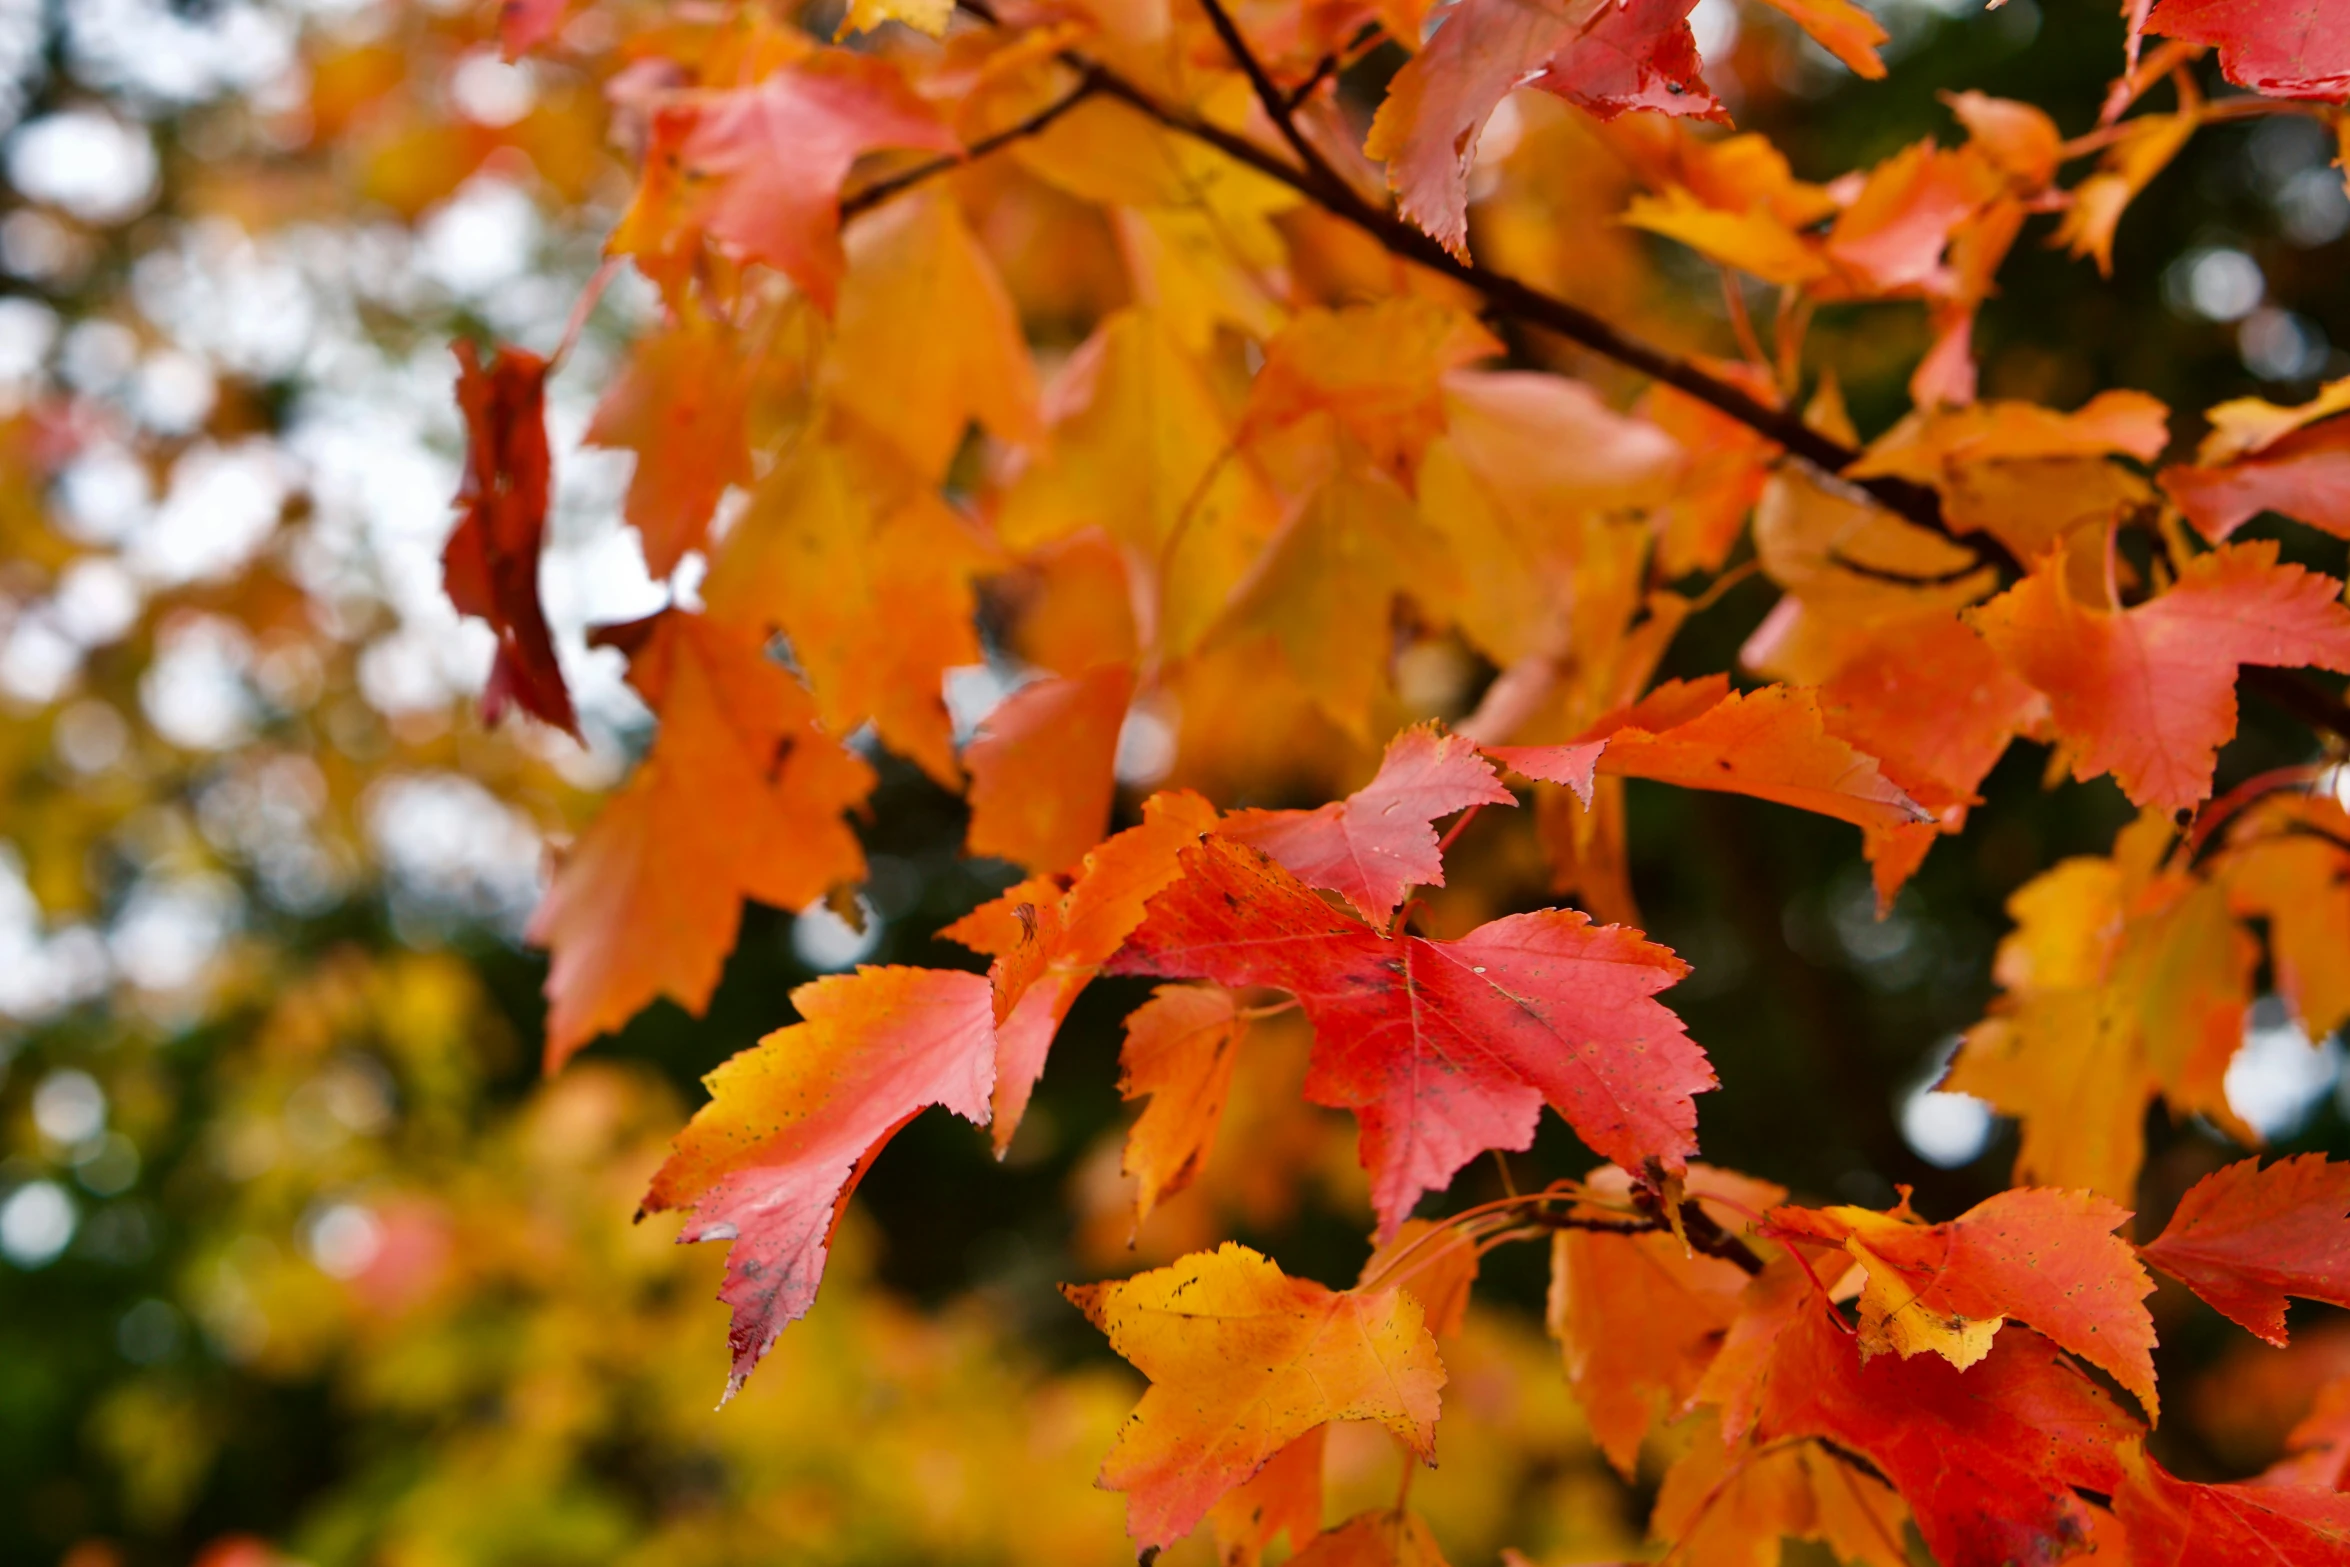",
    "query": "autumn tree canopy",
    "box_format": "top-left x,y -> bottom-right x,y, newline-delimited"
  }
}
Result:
4,0 -> 2350,1563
